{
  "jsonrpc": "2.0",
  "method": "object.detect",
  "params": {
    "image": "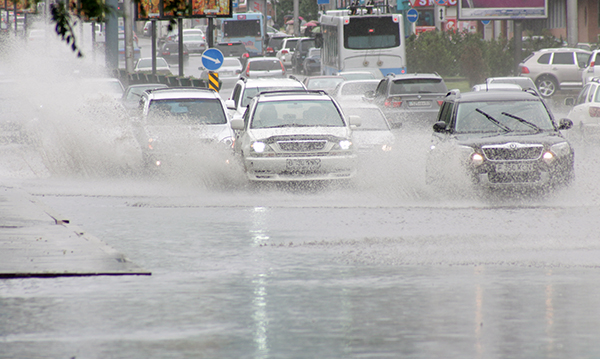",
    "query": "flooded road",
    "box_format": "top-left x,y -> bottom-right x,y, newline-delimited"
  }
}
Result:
3,32 -> 600,358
